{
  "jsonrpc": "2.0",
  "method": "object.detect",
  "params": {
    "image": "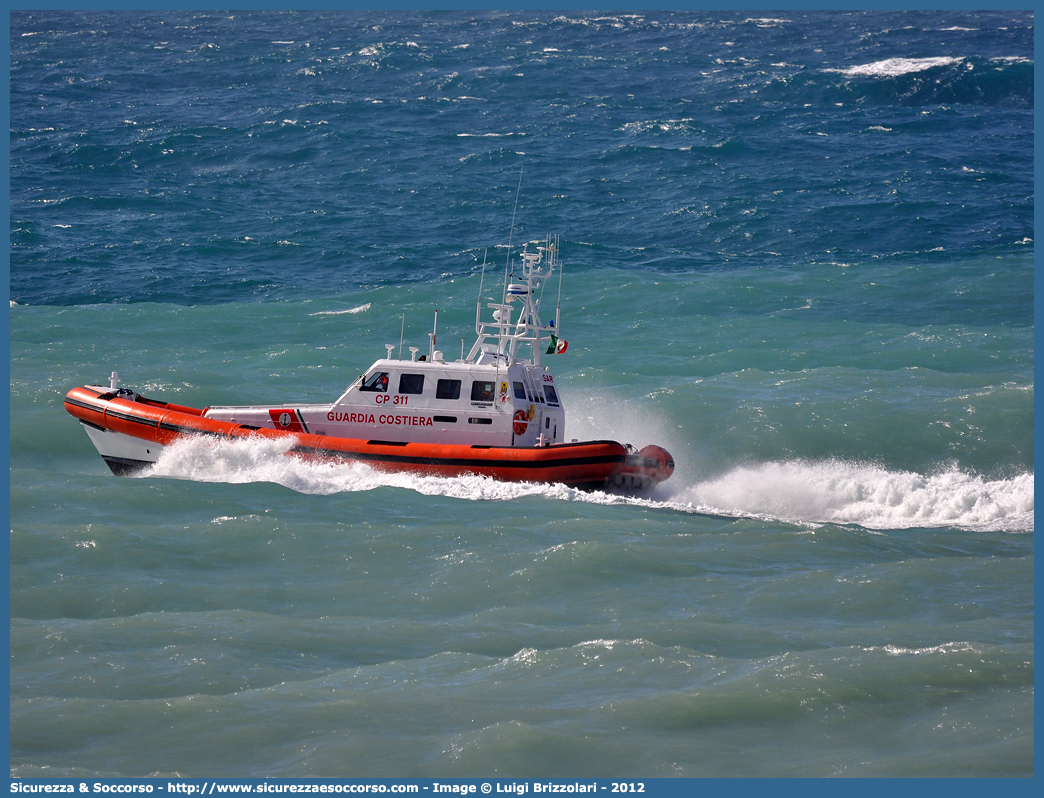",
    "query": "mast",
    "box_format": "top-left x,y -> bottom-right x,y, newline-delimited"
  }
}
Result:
466,234 -> 561,368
